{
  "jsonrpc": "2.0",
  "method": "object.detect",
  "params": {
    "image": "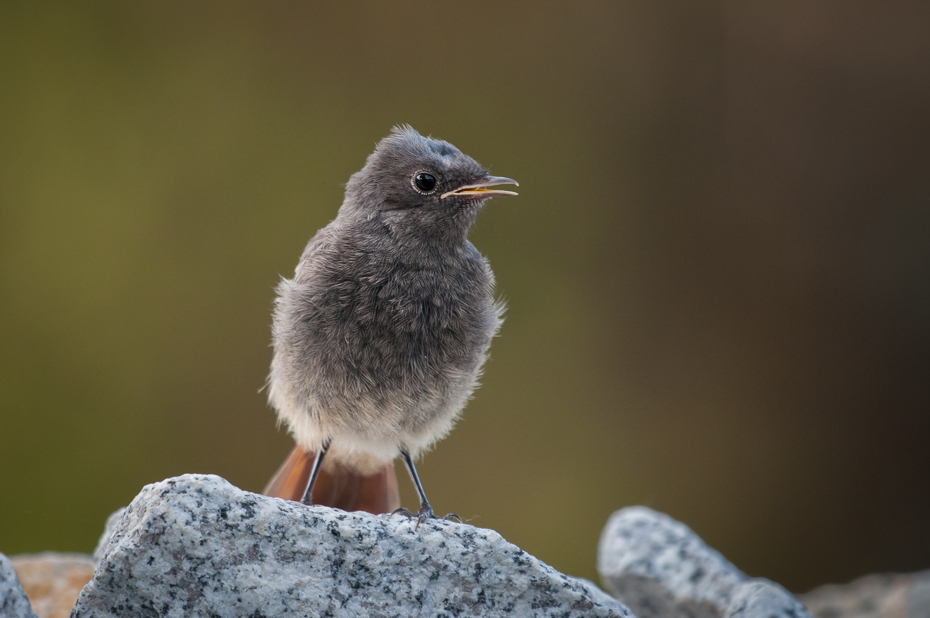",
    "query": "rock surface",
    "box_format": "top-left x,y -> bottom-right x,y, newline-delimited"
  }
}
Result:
597,506 -> 810,618
799,570 -> 930,618
92,508 -> 126,567
0,553 -> 38,618
74,474 -> 633,617
8,553 -> 94,618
